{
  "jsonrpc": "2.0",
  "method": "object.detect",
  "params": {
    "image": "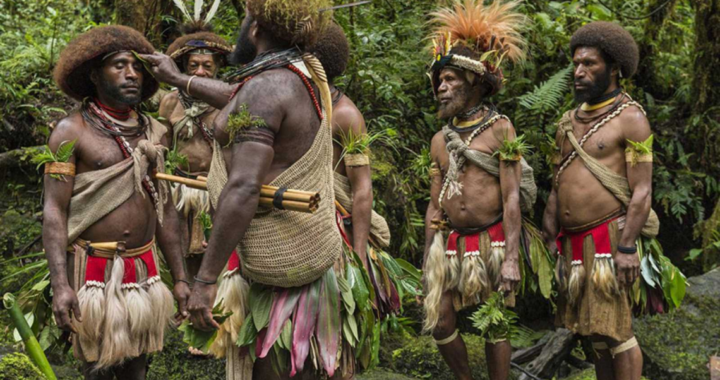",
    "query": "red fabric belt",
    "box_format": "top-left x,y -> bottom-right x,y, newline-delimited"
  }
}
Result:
446,221 -> 505,257
84,247 -> 157,285
227,250 -> 241,272
556,217 -> 617,264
